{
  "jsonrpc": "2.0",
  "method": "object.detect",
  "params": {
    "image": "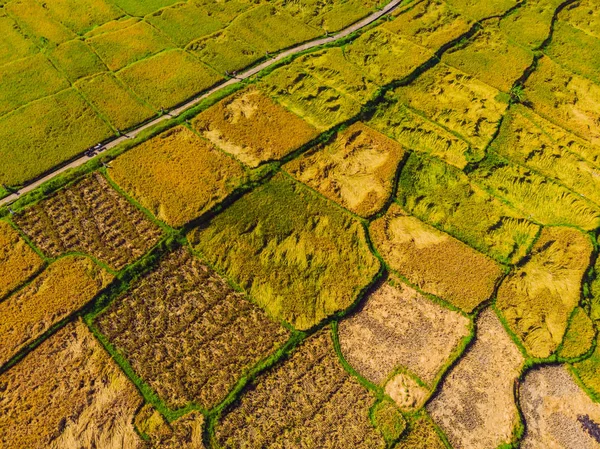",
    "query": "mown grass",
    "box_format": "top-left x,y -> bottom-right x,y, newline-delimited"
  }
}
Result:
49,39 -> 106,82
0,12 -> 38,65
188,173 -> 380,330
6,0 -> 75,45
